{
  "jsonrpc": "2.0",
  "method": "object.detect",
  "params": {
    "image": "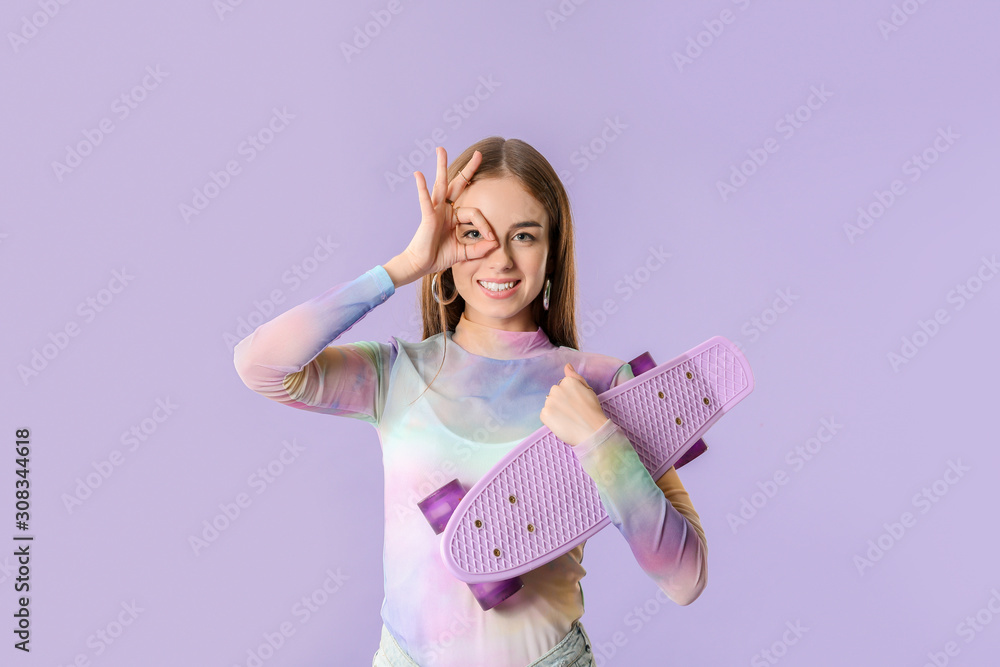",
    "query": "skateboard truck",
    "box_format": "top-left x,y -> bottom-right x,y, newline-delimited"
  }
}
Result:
628,351 -> 708,467
418,479 -> 524,610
